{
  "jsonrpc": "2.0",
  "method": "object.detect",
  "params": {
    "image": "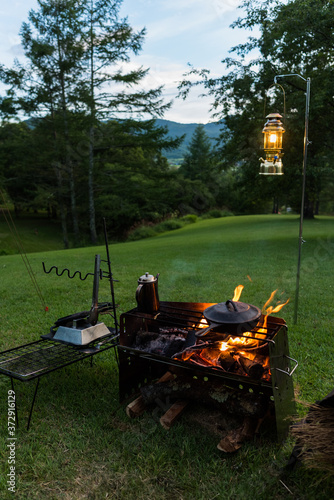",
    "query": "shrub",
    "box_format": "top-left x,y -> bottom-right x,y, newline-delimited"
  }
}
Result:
180,214 -> 198,224
127,226 -> 157,241
201,209 -> 234,219
154,219 -> 184,233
